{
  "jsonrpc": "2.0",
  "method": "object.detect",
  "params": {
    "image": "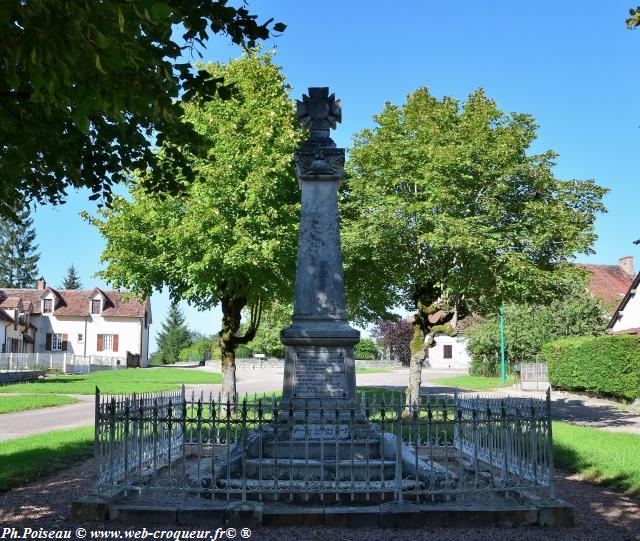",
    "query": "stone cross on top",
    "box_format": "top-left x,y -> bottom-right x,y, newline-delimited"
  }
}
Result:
296,87 -> 341,143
